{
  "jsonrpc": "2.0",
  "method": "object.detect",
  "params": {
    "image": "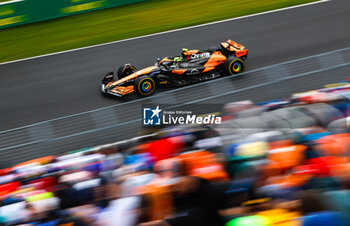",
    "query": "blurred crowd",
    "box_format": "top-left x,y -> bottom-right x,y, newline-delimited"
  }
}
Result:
1,81 -> 350,226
